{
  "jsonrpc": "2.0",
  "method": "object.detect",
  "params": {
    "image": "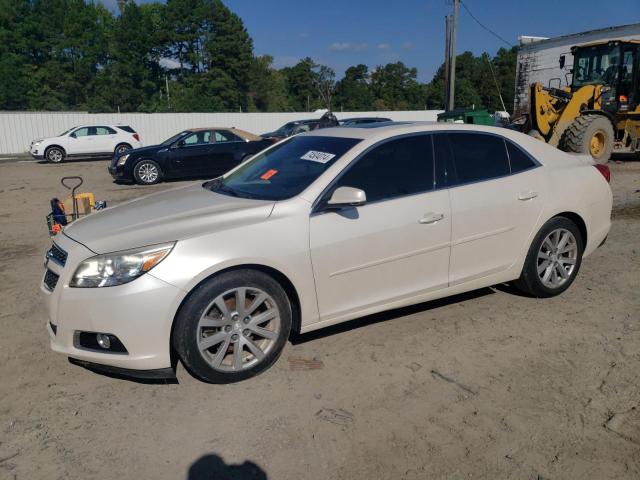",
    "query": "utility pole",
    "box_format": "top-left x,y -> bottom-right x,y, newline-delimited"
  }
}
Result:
444,15 -> 451,110
165,75 -> 171,110
448,0 -> 458,111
